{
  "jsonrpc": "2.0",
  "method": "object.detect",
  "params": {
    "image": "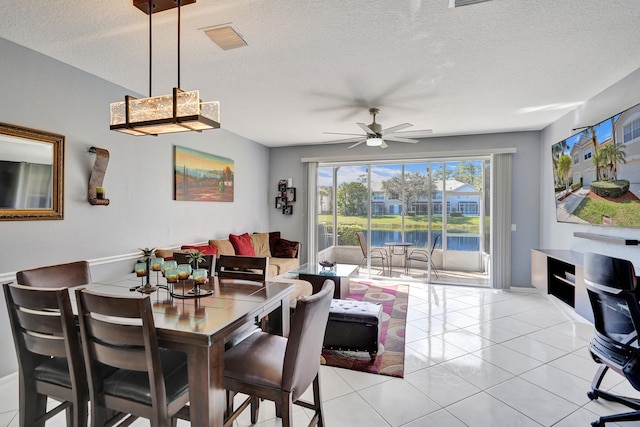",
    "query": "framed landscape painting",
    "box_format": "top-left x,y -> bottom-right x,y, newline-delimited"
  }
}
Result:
174,146 -> 234,202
